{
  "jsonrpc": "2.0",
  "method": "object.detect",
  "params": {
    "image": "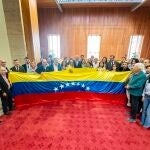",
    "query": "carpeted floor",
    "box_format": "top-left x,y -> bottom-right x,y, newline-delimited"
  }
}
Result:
0,100 -> 150,150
